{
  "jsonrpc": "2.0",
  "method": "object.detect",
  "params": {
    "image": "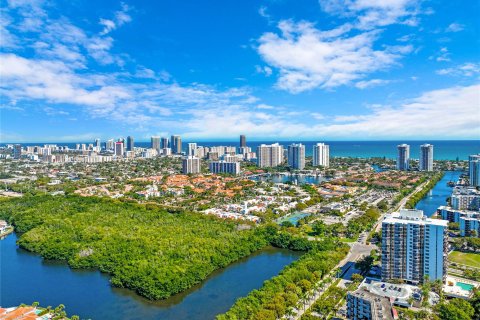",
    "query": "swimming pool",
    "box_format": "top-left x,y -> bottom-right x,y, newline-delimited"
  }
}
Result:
457,282 -> 474,291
